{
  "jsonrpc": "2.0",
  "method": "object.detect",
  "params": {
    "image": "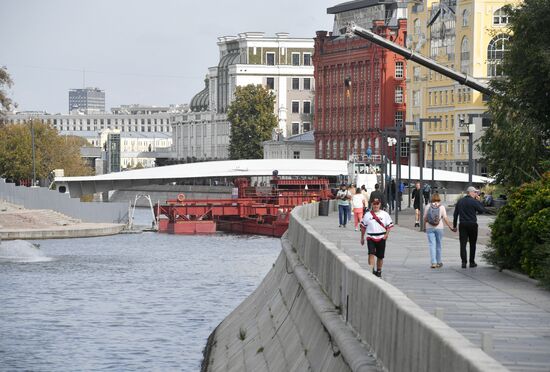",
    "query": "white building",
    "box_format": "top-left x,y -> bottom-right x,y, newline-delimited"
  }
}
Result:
263,131 -> 315,159
172,32 -> 315,161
